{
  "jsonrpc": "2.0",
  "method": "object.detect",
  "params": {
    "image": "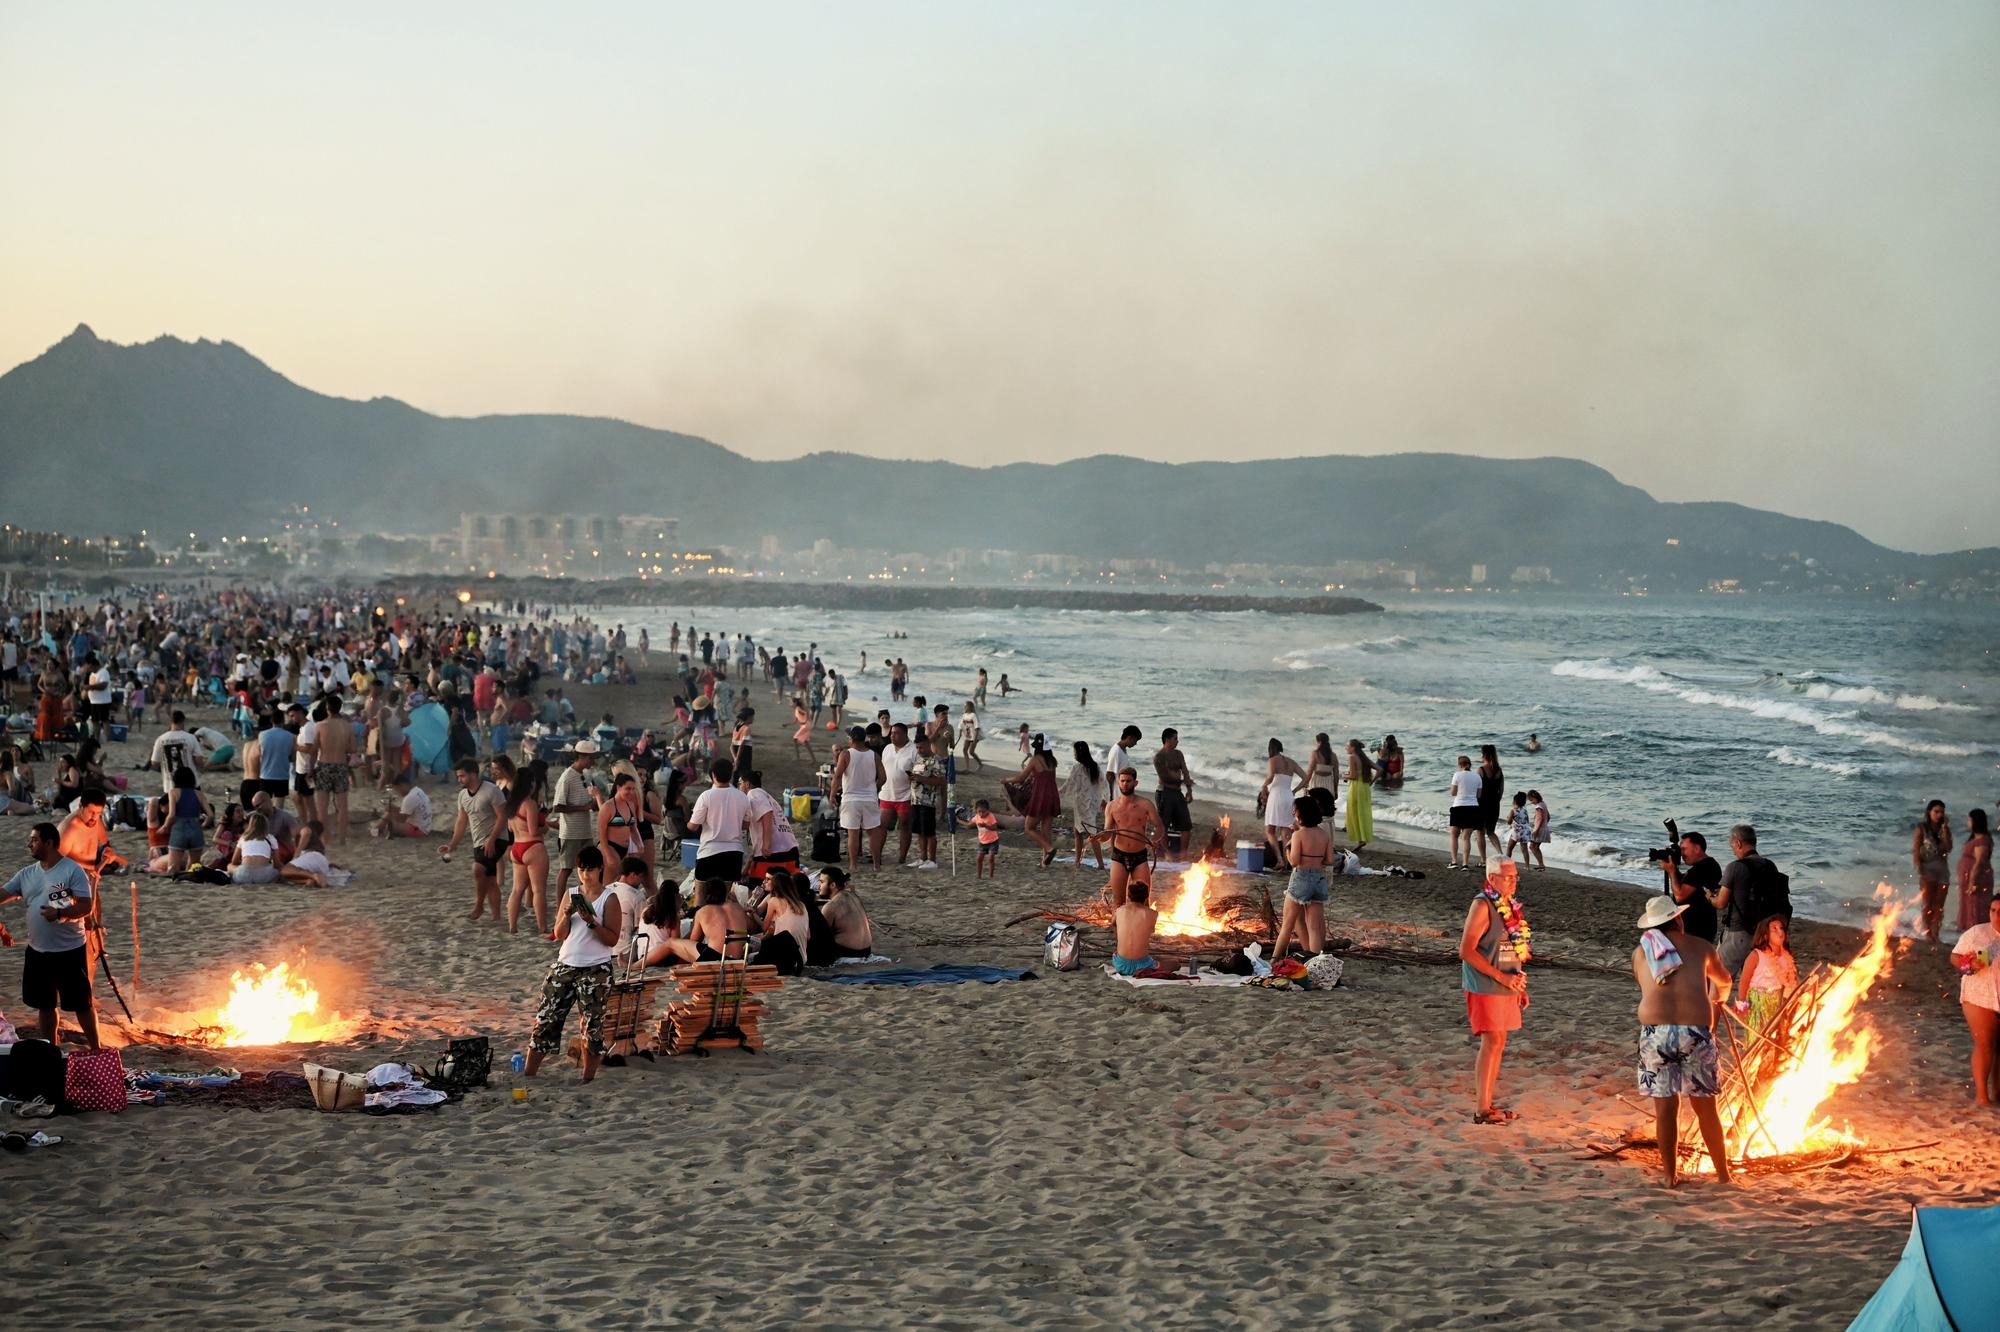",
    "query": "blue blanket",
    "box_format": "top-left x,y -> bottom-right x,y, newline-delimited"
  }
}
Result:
814,964 -> 1035,987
